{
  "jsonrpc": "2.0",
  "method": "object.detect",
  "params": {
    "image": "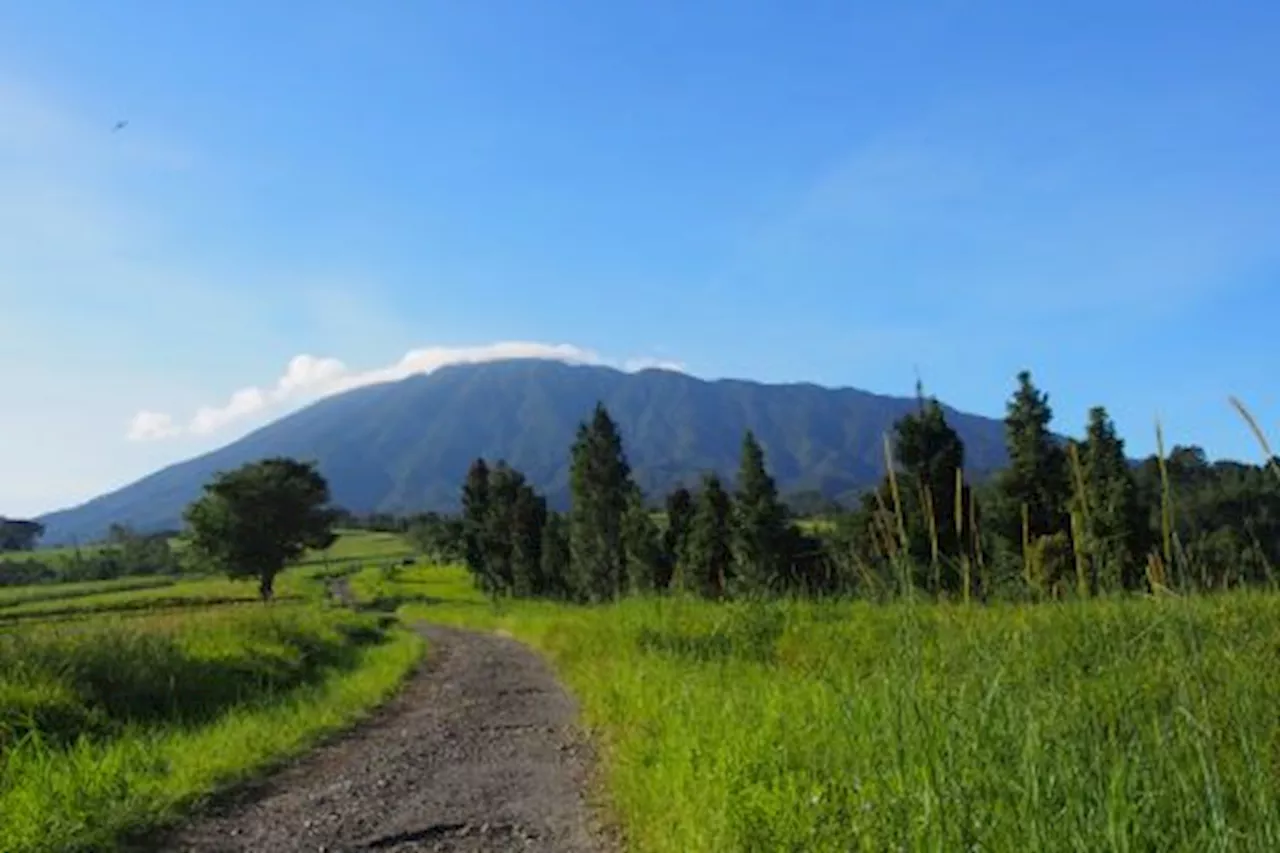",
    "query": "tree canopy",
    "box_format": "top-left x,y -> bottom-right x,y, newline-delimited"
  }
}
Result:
183,457 -> 338,600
